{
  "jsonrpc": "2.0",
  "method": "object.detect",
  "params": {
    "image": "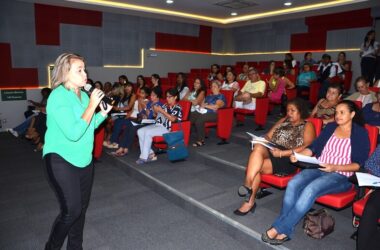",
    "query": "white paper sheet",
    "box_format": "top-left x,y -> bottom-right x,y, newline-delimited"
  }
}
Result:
356,172 -> 380,187
294,152 -> 320,165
